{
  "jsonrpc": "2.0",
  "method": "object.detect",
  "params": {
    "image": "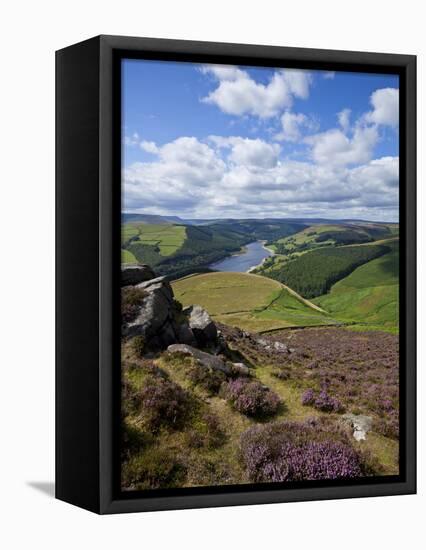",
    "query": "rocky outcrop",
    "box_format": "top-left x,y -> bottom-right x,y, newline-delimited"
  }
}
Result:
121,265 -> 218,351
342,414 -> 373,441
121,264 -> 156,286
256,338 -> 290,354
167,344 -> 231,374
167,344 -> 251,377
184,304 -> 217,347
